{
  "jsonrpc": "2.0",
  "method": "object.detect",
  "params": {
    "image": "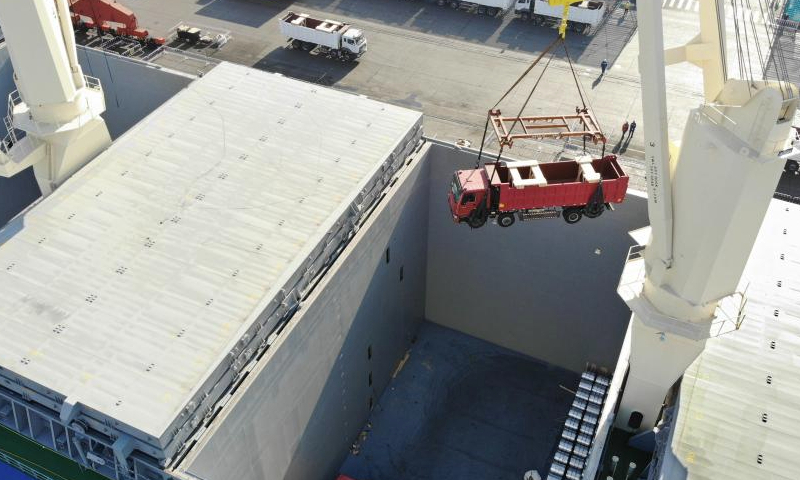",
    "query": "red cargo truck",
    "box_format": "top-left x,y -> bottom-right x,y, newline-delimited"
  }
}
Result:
448,155 -> 628,227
